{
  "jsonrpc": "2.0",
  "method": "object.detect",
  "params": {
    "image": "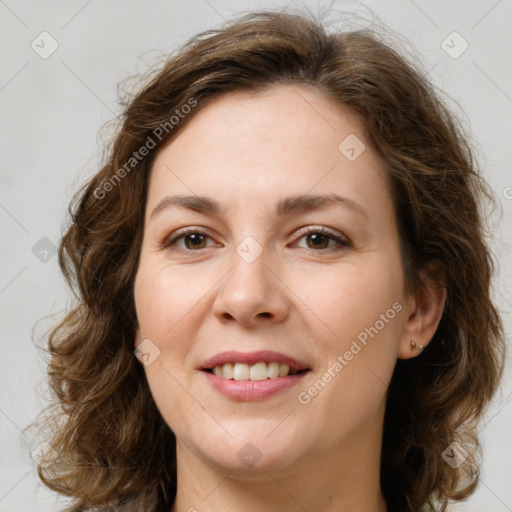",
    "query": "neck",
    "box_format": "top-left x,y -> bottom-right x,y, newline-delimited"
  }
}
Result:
170,420 -> 387,512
